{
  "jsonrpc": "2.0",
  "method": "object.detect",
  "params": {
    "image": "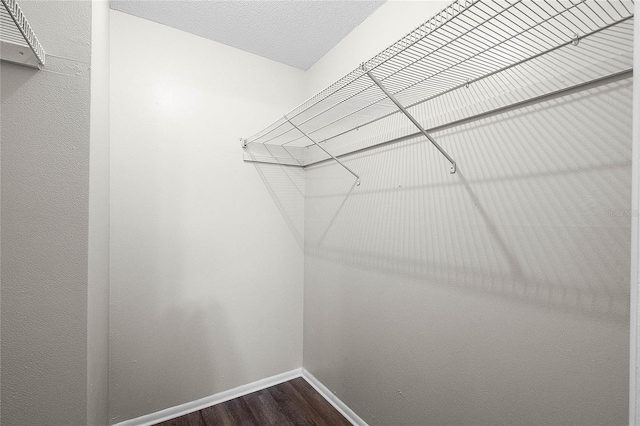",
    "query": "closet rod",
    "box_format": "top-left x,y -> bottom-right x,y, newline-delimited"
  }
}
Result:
306,68 -> 633,169
284,115 -> 361,185
363,65 -> 457,174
